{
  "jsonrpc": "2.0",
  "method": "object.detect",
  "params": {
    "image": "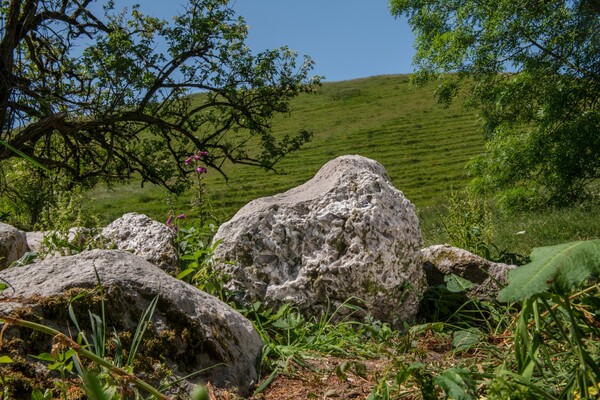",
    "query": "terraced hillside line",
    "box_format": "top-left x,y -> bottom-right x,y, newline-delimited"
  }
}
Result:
86,74 -> 483,223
